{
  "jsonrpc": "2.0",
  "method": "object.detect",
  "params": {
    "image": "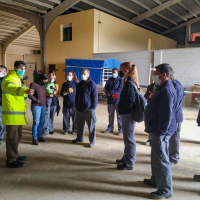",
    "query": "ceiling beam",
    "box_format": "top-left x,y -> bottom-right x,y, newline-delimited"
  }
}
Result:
72,6 -> 84,11
46,0 -> 60,4
0,29 -> 16,34
129,0 -> 181,24
161,16 -> 200,35
194,0 -> 200,7
178,2 -> 197,18
156,13 -> 177,25
45,0 -> 81,32
0,0 -> 47,14
130,0 -> 150,11
106,0 -> 167,29
23,0 -> 54,9
0,25 -> 21,31
82,0 -> 128,20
